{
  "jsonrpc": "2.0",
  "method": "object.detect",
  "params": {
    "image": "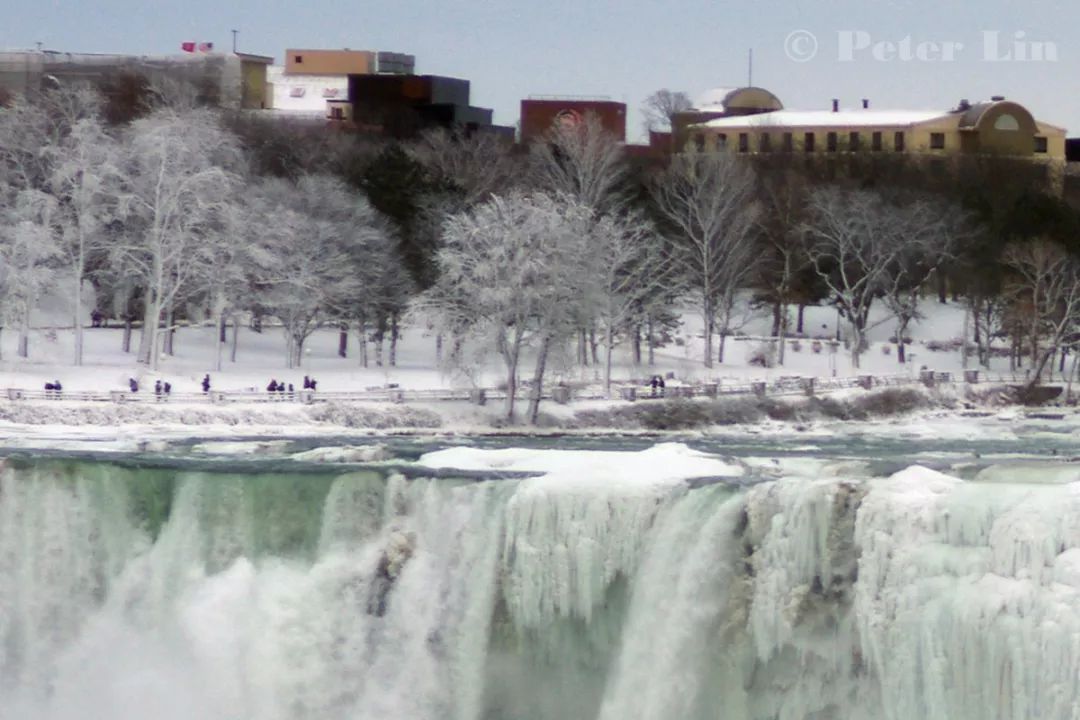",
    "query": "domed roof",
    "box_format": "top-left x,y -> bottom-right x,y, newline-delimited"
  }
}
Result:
691,87 -> 784,114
